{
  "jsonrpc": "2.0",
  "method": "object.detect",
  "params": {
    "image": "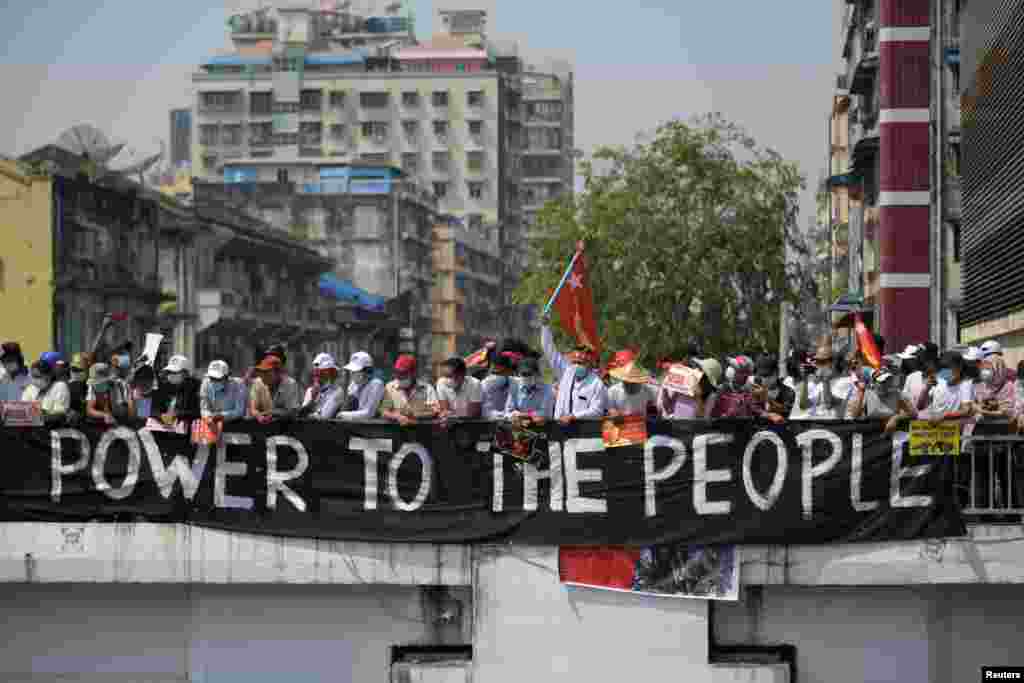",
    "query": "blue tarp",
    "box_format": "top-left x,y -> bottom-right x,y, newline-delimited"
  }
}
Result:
349,179 -> 391,194
305,51 -> 367,66
318,274 -> 387,312
944,47 -> 959,65
224,167 -> 258,183
203,55 -> 272,67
